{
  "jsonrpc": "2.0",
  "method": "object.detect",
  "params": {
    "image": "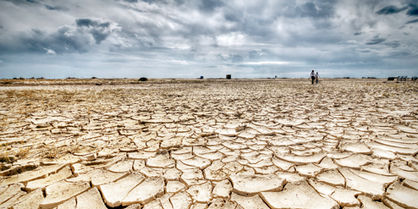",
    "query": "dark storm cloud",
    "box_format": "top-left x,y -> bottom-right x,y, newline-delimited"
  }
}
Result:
406,18 -> 418,24
4,0 -> 40,5
407,4 -> 418,16
76,19 -> 110,28
4,0 -> 67,11
0,18 -> 117,54
198,0 -> 223,12
76,18 -> 113,44
385,41 -> 401,48
0,0 -> 417,78
297,0 -> 336,18
376,5 -> 407,15
366,36 -> 386,45
21,27 -> 92,53
44,4 -> 67,11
